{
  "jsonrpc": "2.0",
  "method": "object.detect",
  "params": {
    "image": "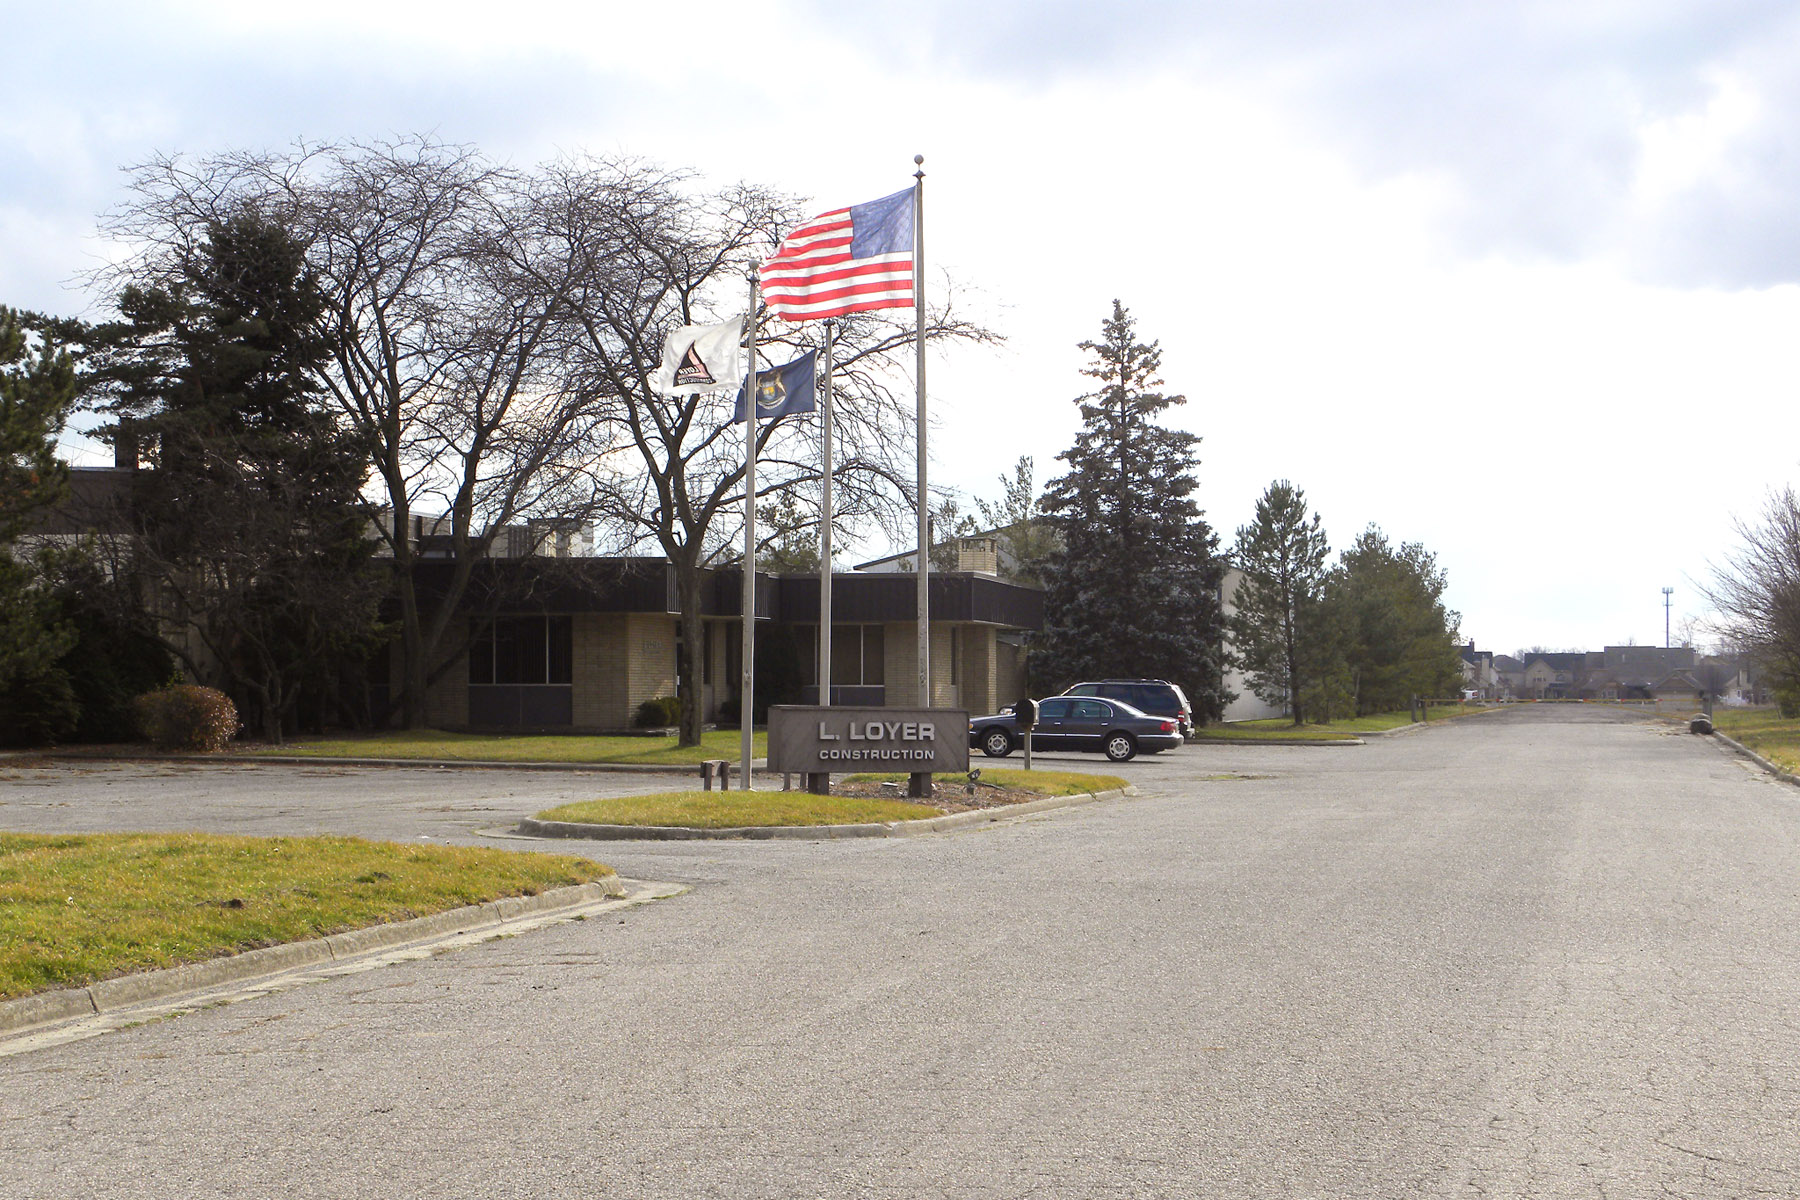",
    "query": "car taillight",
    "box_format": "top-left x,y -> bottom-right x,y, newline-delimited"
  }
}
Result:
1158,720 -> 1175,733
